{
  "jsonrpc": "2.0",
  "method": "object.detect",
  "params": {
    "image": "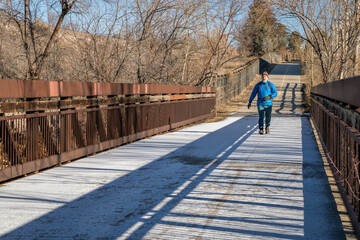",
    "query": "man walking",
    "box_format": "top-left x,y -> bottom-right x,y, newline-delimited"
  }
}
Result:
248,71 -> 277,134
